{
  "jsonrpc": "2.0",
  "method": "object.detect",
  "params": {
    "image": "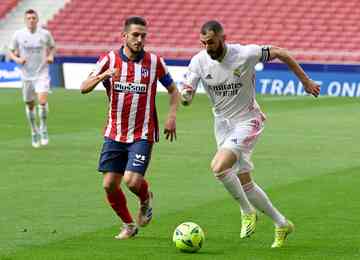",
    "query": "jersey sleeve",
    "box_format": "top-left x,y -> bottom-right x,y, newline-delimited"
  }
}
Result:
157,56 -> 174,89
246,44 -> 271,65
91,54 -> 109,76
184,56 -> 201,92
9,31 -> 19,52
